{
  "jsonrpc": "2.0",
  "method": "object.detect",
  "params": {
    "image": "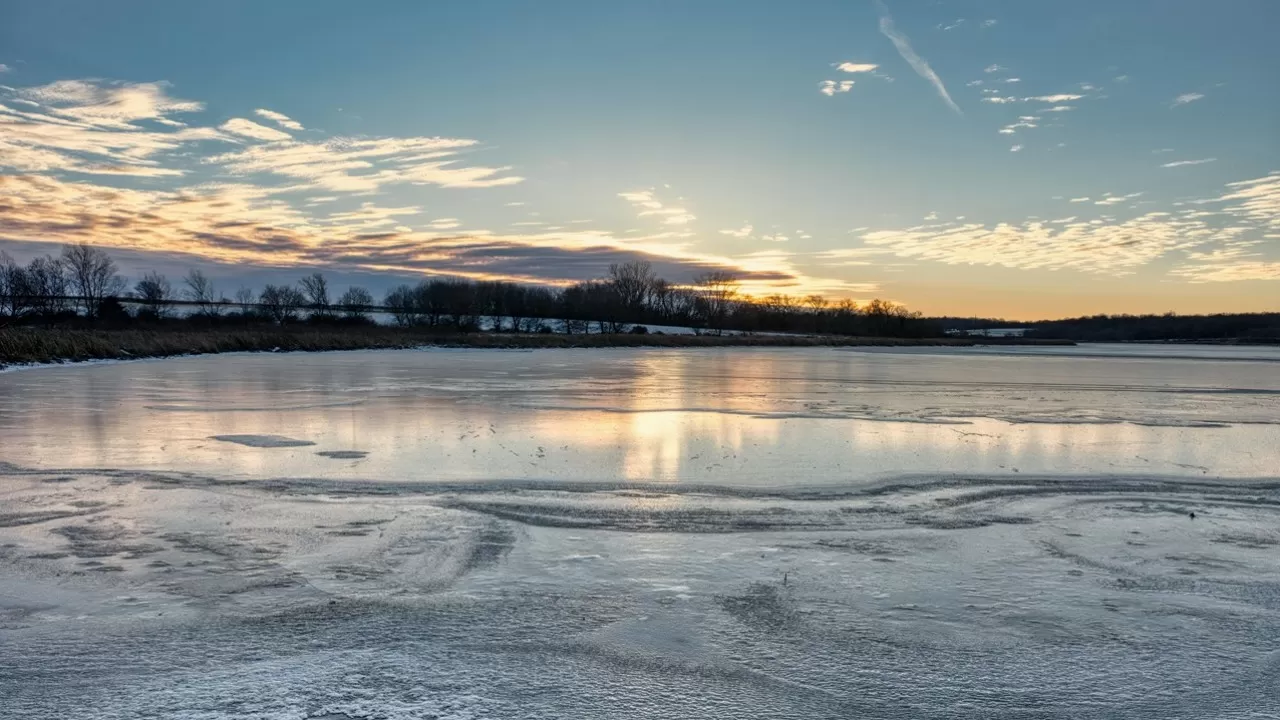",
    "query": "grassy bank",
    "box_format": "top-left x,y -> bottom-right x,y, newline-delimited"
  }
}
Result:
0,326 -> 1073,368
